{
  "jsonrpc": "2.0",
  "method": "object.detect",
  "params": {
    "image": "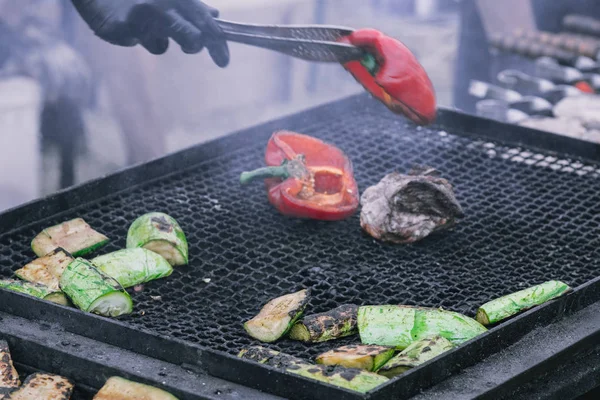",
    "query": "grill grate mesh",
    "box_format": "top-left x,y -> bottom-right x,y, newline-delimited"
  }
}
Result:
1,104 -> 600,362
